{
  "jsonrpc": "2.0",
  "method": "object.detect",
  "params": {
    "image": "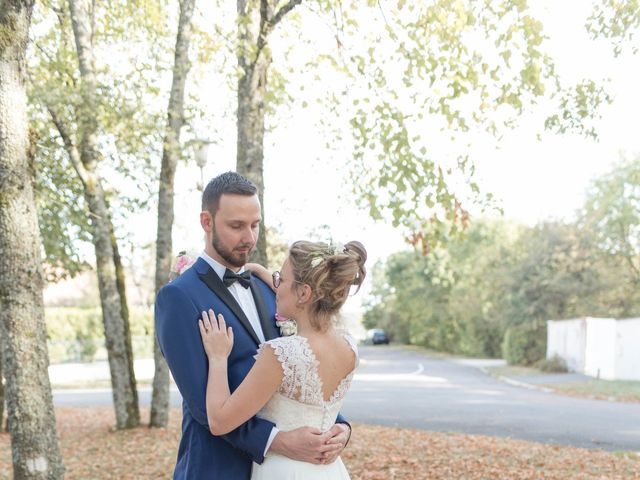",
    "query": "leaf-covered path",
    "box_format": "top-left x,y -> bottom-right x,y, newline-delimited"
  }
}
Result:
1,408 -> 638,479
